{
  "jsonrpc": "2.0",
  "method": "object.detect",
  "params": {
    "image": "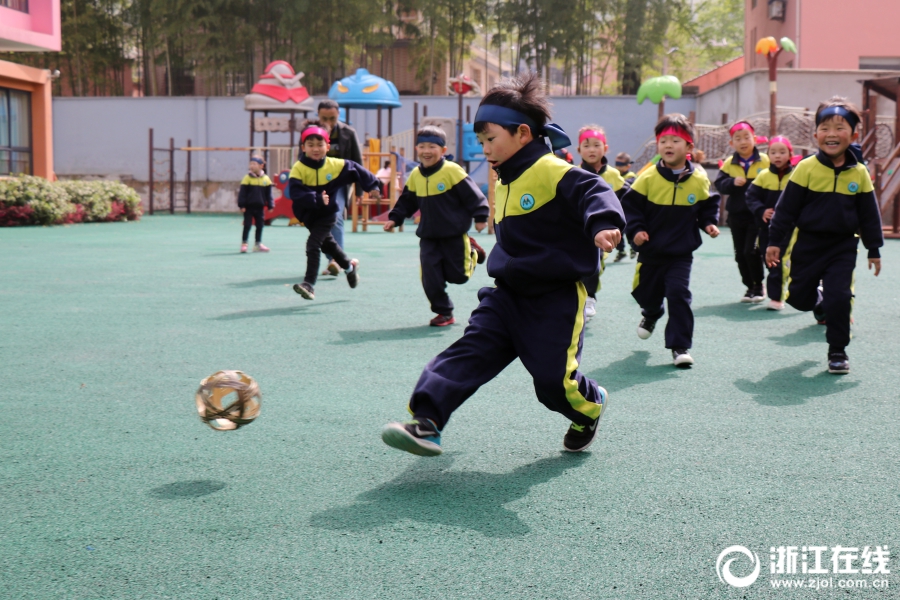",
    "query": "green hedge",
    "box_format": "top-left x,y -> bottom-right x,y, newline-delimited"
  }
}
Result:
0,176 -> 143,226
